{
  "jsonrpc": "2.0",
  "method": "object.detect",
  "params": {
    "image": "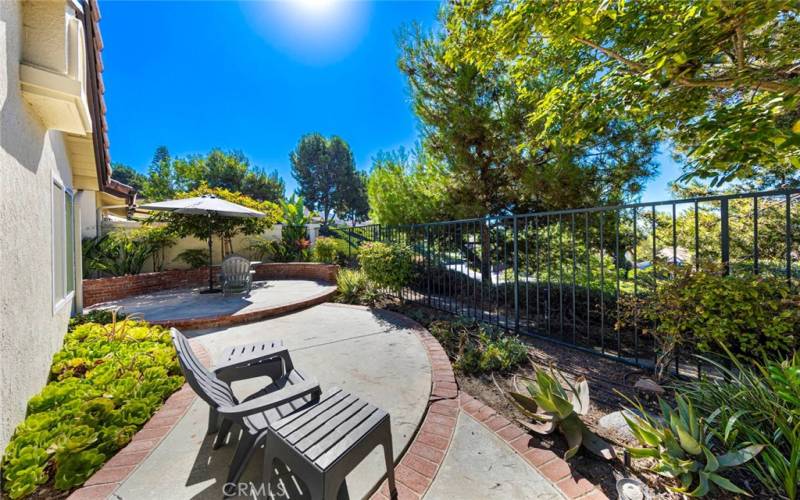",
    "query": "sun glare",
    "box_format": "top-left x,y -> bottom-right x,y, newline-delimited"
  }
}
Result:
293,0 -> 339,16
243,0 -> 371,65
